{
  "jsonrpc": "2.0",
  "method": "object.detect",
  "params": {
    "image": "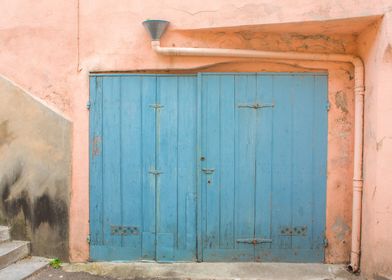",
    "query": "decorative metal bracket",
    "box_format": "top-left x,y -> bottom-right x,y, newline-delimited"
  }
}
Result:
111,225 -> 139,236
238,103 -> 274,109
279,226 -> 307,236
